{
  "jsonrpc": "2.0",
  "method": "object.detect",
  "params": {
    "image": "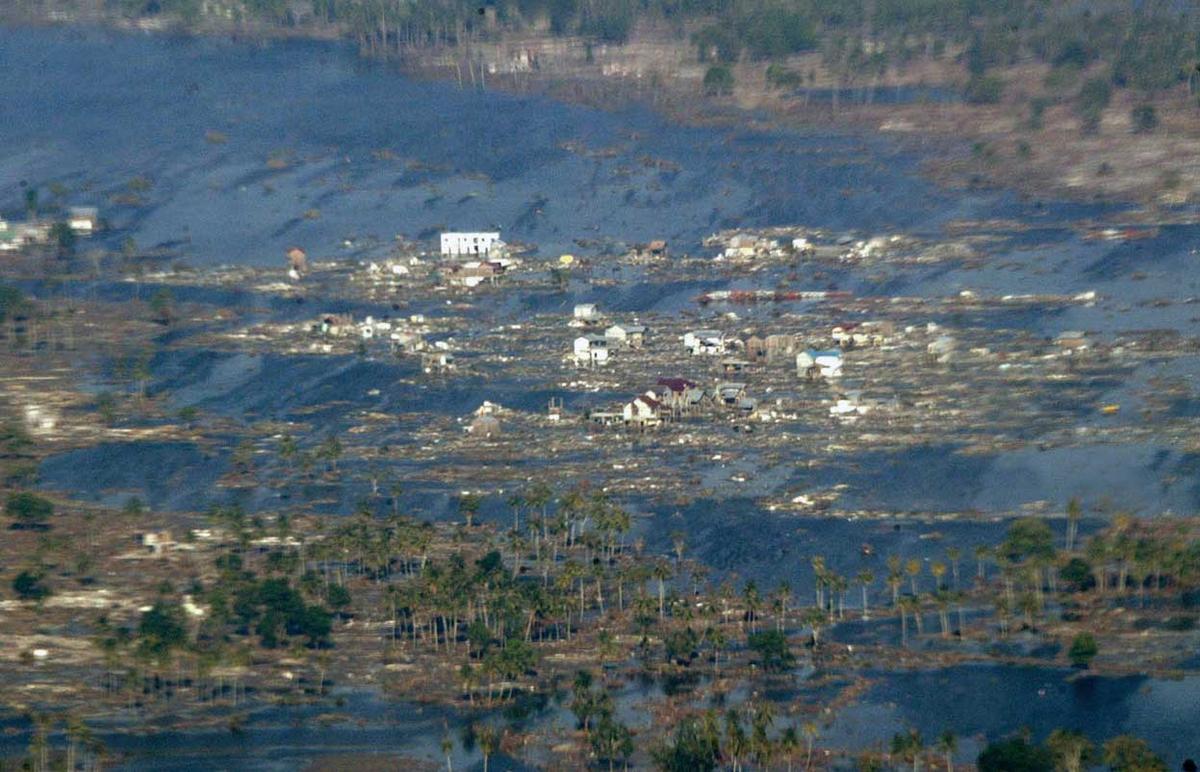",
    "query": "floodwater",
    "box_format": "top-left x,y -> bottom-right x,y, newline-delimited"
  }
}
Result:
824,664 -> 1200,765
7,21 -> 1200,768
1,26 -> 989,264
